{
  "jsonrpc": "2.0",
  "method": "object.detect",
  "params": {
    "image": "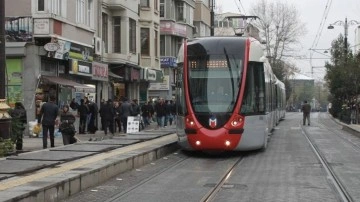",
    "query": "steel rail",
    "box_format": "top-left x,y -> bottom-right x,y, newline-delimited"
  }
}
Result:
301,123 -> 353,202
